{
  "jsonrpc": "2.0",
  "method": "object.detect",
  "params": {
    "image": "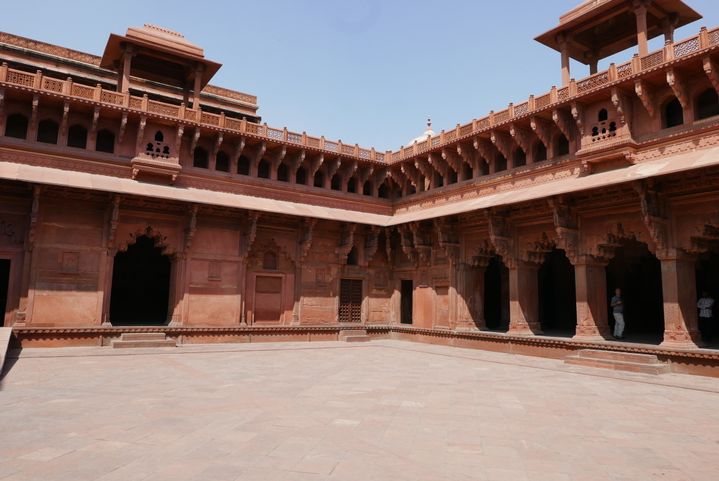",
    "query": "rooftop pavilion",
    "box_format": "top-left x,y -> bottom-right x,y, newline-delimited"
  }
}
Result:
100,24 -> 222,109
536,0 -> 701,85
